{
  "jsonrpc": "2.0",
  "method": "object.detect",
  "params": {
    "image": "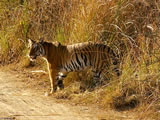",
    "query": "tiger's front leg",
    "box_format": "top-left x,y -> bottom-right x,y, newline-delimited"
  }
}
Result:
48,68 -> 58,94
55,72 -> 68,91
